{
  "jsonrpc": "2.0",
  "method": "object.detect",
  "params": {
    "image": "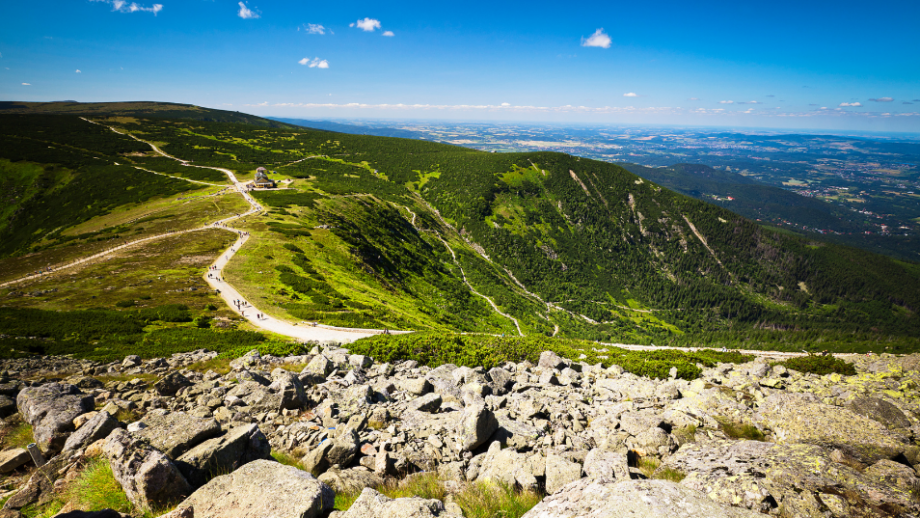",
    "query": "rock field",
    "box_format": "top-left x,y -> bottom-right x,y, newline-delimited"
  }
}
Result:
1,346 -> 919,517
